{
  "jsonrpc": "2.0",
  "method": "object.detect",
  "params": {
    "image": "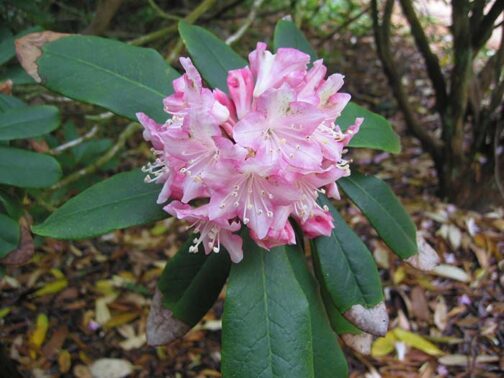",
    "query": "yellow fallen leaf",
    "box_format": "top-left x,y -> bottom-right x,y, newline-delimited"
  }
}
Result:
0,307 -> 11,319
58,350 -> 72,373
95,280 -> 116,296
31,313 -> 49,350
371,331 -> 397,357
33,278 -> 68,297
50,268 -> 64,279
393,266 -> 406,284
392,328 -> 444,356
432,264 -> 470,283
104,312 -> 139,330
